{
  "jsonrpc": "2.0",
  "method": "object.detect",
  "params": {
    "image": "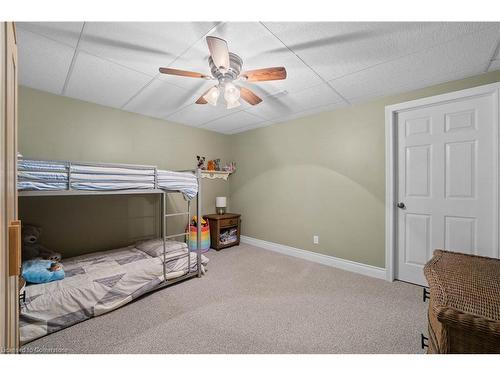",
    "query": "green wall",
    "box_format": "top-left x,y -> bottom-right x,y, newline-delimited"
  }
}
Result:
230,70 -> 500,268
18,86 -> 231,256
